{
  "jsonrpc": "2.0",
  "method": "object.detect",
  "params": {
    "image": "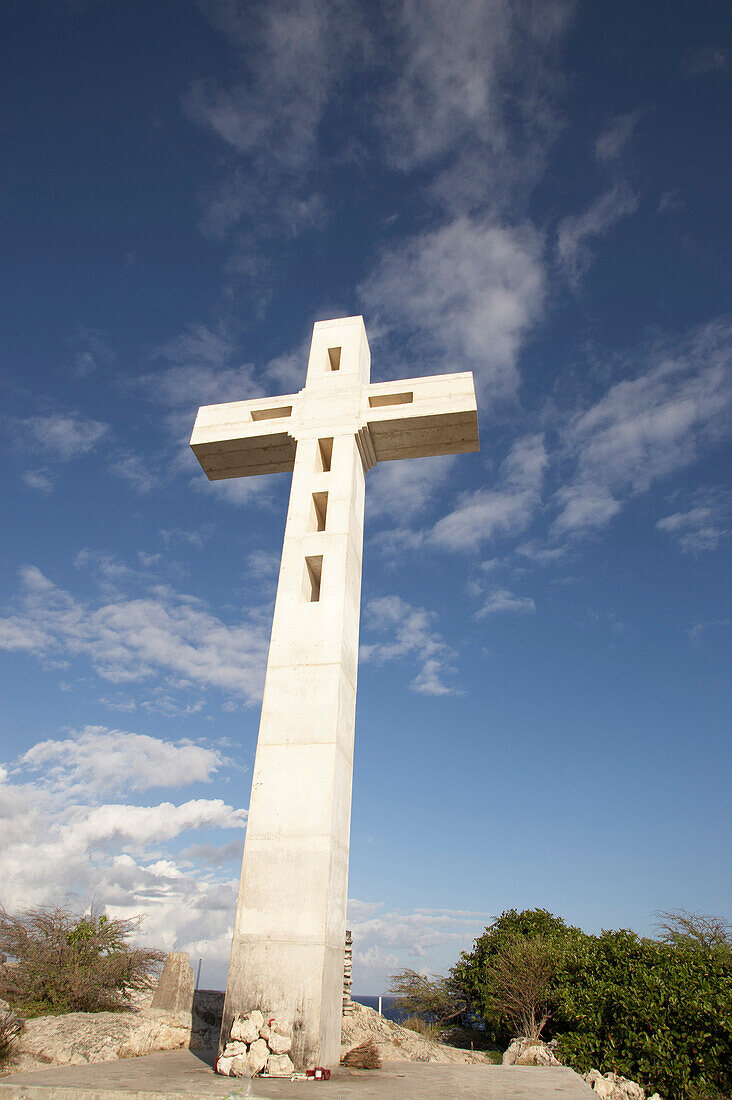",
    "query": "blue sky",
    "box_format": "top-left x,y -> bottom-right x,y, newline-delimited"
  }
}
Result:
1,0 -> 730,994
